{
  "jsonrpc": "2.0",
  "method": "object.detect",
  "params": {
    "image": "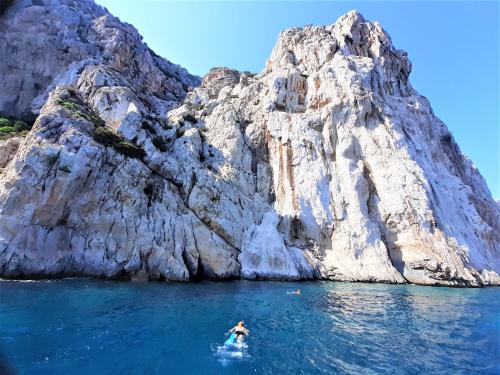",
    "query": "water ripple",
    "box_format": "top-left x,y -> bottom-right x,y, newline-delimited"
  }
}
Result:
0,280 -> 498,374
